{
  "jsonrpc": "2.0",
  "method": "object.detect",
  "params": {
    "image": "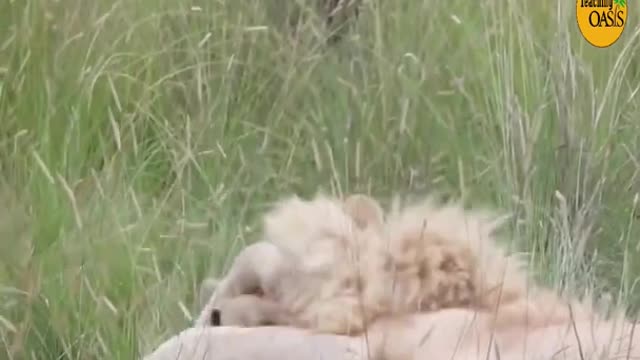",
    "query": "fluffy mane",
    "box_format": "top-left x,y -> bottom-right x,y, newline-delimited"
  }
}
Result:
251,193 -> 599,335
